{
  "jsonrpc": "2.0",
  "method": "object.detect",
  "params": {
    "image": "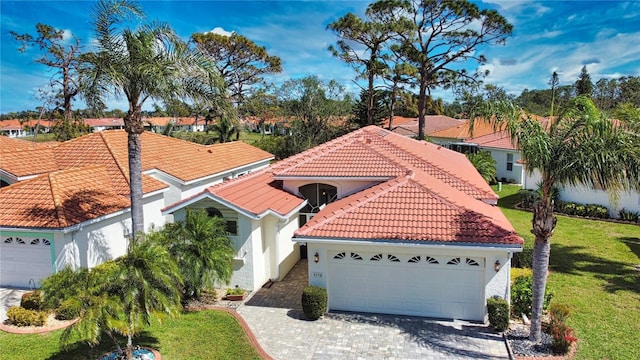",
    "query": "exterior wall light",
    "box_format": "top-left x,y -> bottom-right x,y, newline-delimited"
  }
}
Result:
314,252 -> 320,263
494,260 -> 501,272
